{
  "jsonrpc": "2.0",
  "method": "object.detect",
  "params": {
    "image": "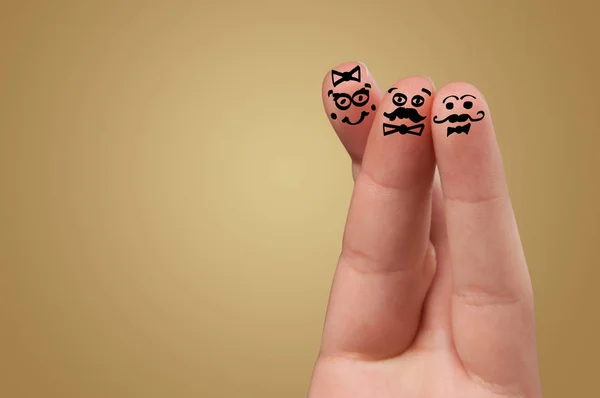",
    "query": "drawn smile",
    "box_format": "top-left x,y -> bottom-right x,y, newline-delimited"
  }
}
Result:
342,111 -> 369,126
